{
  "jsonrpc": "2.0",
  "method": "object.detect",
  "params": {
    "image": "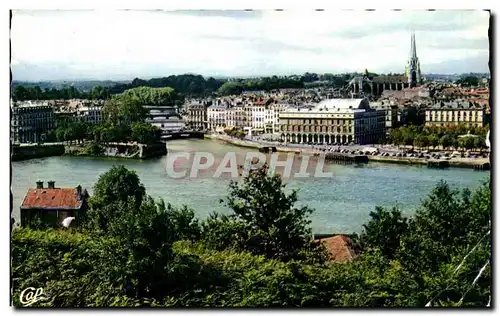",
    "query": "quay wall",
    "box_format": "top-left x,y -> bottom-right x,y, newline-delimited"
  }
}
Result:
205,134 -> 489,171
12,144 -> 65,161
